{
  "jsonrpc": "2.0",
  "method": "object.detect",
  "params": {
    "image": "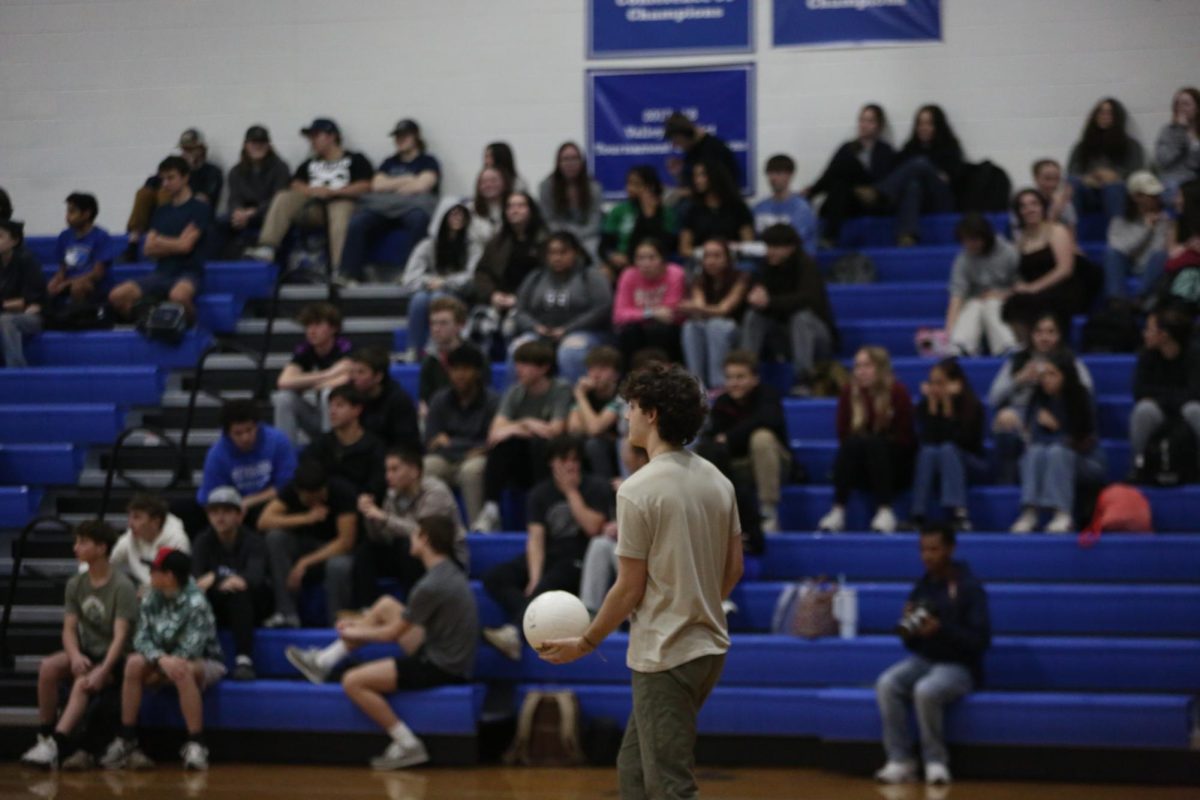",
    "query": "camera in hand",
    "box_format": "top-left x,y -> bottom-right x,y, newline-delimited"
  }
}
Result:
896,603 -> 934,637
